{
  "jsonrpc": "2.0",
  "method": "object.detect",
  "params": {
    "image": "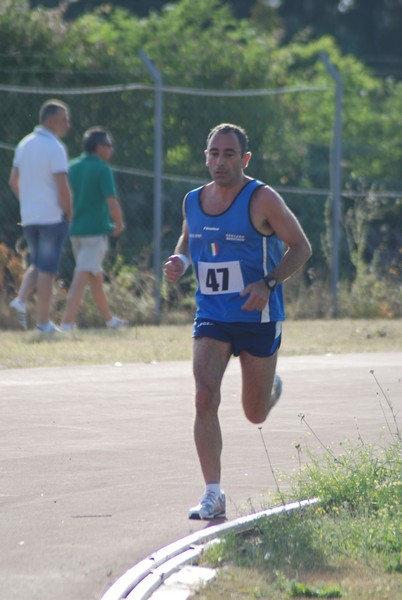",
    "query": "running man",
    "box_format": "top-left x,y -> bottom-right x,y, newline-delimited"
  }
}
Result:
164,123 -> 312,520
